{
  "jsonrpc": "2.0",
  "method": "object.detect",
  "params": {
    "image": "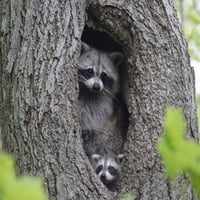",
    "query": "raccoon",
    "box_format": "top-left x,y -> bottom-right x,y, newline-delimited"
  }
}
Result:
78,43 -> 122,97
77,43 -> 125,145
78,42 -> 128,188
82,130 -> 124,189
91,153 -> 124,188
